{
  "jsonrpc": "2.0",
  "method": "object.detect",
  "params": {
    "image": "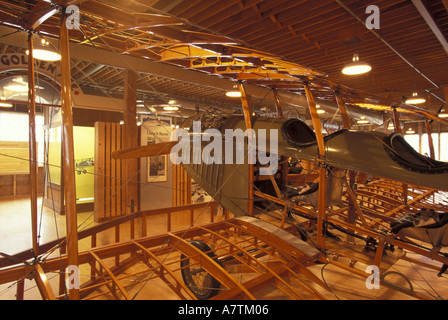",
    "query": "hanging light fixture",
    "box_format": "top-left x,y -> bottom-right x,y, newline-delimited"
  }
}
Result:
405,128 -> 415,134
438,110 -> 448,118
405,56 -> 426,105
26,38 -> 61,62
342,53 -> 372,75
342,15 -> 371,75
316,104 -> 325,114
226,82 -> 241,98
357,115 -> 370,124
405,91 -> 426,105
